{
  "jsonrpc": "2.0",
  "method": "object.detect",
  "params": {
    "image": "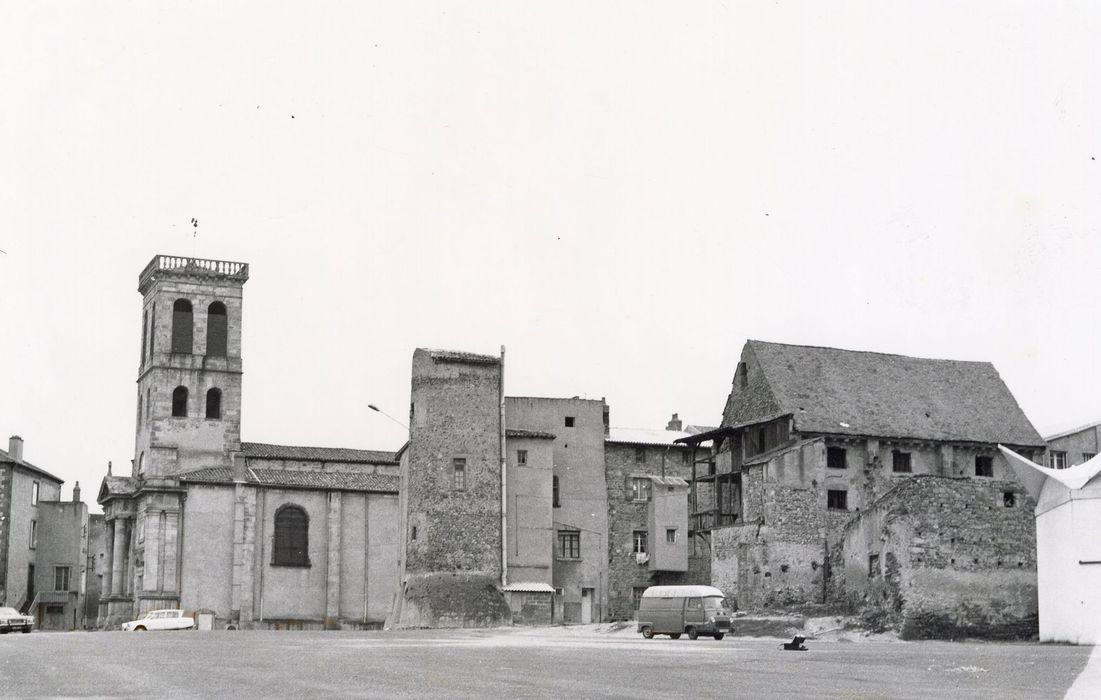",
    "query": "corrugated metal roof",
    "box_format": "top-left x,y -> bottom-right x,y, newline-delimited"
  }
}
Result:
241,442 -> 397,464
641,585 -> 725,598
501,582 -> 555,593
606,427 -> 702,446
